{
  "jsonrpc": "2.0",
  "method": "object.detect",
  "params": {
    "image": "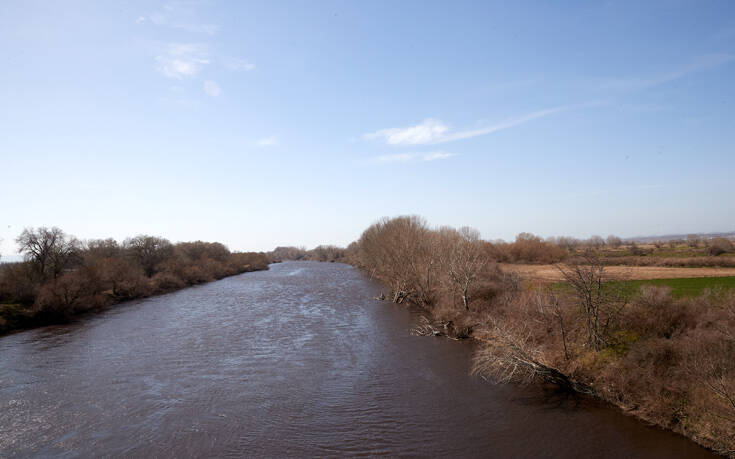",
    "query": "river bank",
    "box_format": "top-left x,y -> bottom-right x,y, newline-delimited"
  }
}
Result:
0,260 -> 268,336
374,274 -> 733,457
340,216 -> 734,457
0,228 -> 270,336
